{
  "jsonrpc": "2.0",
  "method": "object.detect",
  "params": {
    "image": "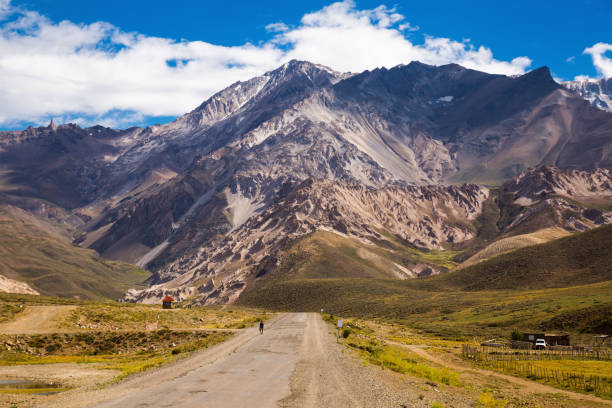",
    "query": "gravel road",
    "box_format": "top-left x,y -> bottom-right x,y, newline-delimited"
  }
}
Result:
82,312 -> 451,408
41,312 -> 471,408
90,312 -> 303,408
